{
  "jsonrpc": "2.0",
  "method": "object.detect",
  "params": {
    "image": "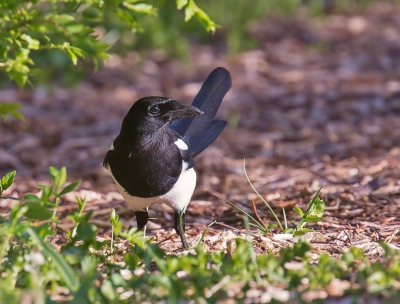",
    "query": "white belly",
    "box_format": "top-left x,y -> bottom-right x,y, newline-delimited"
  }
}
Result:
108,161 -> 196,213
160,164 -> 196,212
